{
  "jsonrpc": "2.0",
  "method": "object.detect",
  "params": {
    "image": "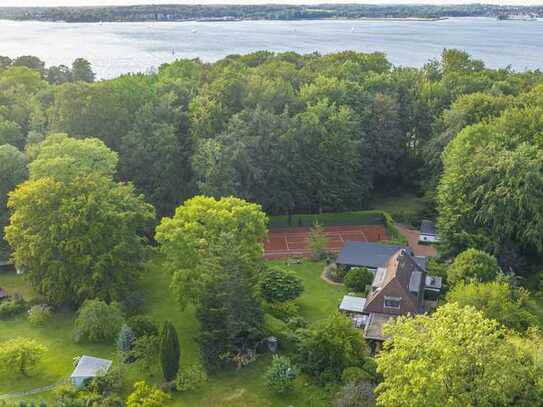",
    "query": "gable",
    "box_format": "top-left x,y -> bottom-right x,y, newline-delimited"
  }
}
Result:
364,278 -> 418,316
